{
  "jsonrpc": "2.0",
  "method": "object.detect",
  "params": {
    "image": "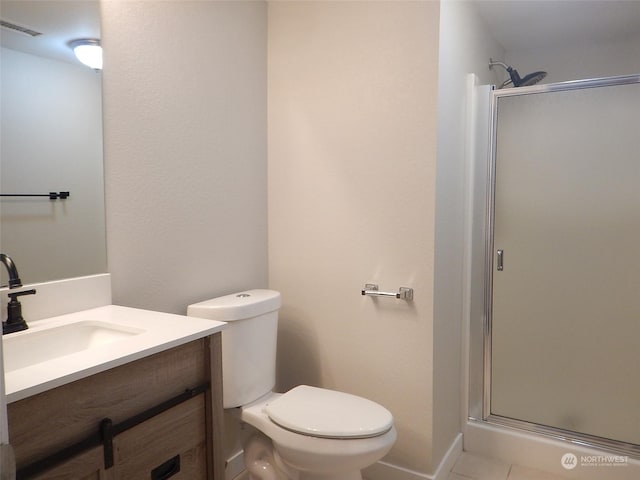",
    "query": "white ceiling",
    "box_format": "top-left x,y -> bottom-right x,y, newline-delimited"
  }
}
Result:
473,0 -> 640,51
0,0 -> 100,66
1,0 -> 639,65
